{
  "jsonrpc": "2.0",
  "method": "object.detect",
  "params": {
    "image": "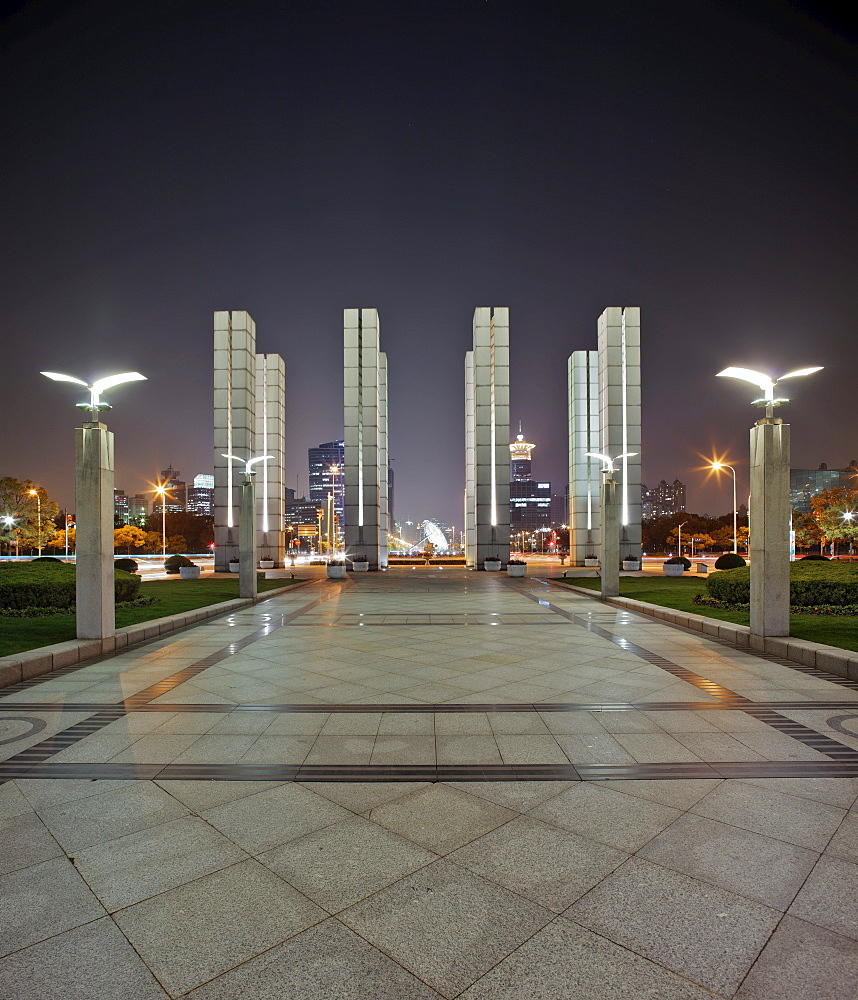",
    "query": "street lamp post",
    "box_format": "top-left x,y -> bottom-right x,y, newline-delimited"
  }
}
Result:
42,368 -> 147,640
711,462 -> 738,554
153,485 -> 170,560
677,521 -> 687,558
716,363 -> 822,638
28,489 -> 42,556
